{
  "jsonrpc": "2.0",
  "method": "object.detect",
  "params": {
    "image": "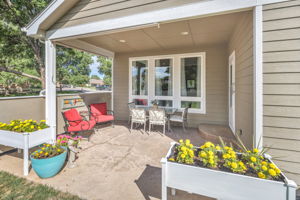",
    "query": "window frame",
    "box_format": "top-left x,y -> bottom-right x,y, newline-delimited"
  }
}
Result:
129,52 -> 206,113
